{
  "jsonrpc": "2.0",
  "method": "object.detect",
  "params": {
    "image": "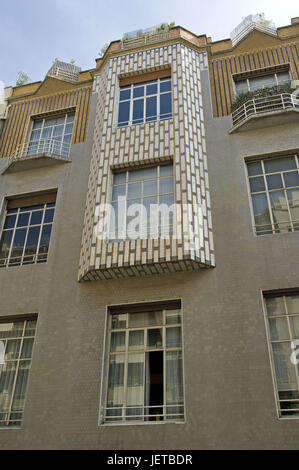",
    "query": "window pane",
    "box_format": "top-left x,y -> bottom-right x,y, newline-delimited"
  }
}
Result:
11,361 -> 30,411
5,340 -> 21,360
30,210 -> 43,225
20,338 -> 34,358
146,83 -> 157,95
129,167 -> 157,182
143,180 -> 157,197
286,296 -> 299,314
160,177 -> 174,194
66,114 -> 75,123
0,322 -> 24,340
269,191 -> 289,224
160,93 -> 172,119
287,189 -> 299,223
129,311 -> 162,328
133,86 -> 144,98
166,327 -> 182,347
127,182 -> 141,199
132,99 -> 144,124
53,125 -> 64,137
0,362 -> 17,412
24,226 -> 40,258
44,209 -> 54,223
120,88 -> 131,101
17,213 -> 30,227
113,172 -> 126,185
112,185 -> 126,201
166,309 -> 182,325
160,165 -> 173,177
266,297 -> 285,316
160,79 -> 171,92
111,314 -> 126,330
252,193 -> 271,225
10,229 -> 27,262
264,157 -> 296,173
289,316 -> 299,339
269,317 -> 289,340
128,330 -> 144,351
247,162 -> 262,176
266,174 -> 283,190
166,350 -> 183,419
107,354 -> 124,408
0,230 -> 13,262
272,342 -> 297,392
4,214 -> 17,230
38,225 -> 52,255
147,328 -> 163,348
32,119 -> 42,129
110,331 -> 126,352
146,96 -> 157,121
118,101 -> 130,126
284,171 -> 299,188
